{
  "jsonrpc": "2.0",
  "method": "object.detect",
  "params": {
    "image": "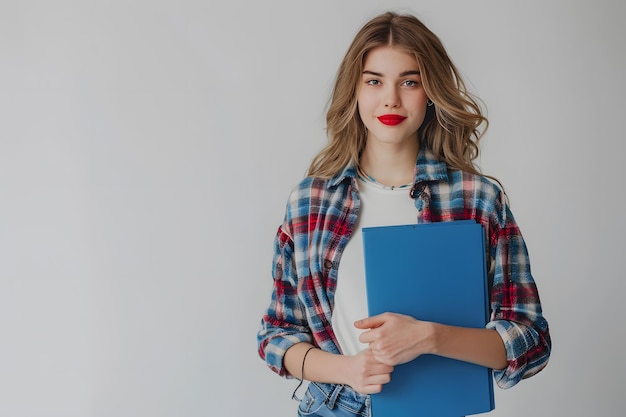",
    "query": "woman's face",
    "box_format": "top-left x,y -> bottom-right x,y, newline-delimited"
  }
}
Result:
357,46 -> 429,150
